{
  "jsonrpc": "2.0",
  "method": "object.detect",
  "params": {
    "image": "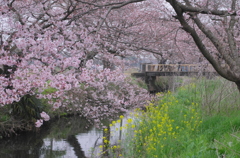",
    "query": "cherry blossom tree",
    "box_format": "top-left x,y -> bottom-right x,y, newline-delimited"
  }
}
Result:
2,0 -> 240,129
105,0 -> 240,91
164,0 -> 240,90
0,0 -> 151,127
94,0 -> 204,64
